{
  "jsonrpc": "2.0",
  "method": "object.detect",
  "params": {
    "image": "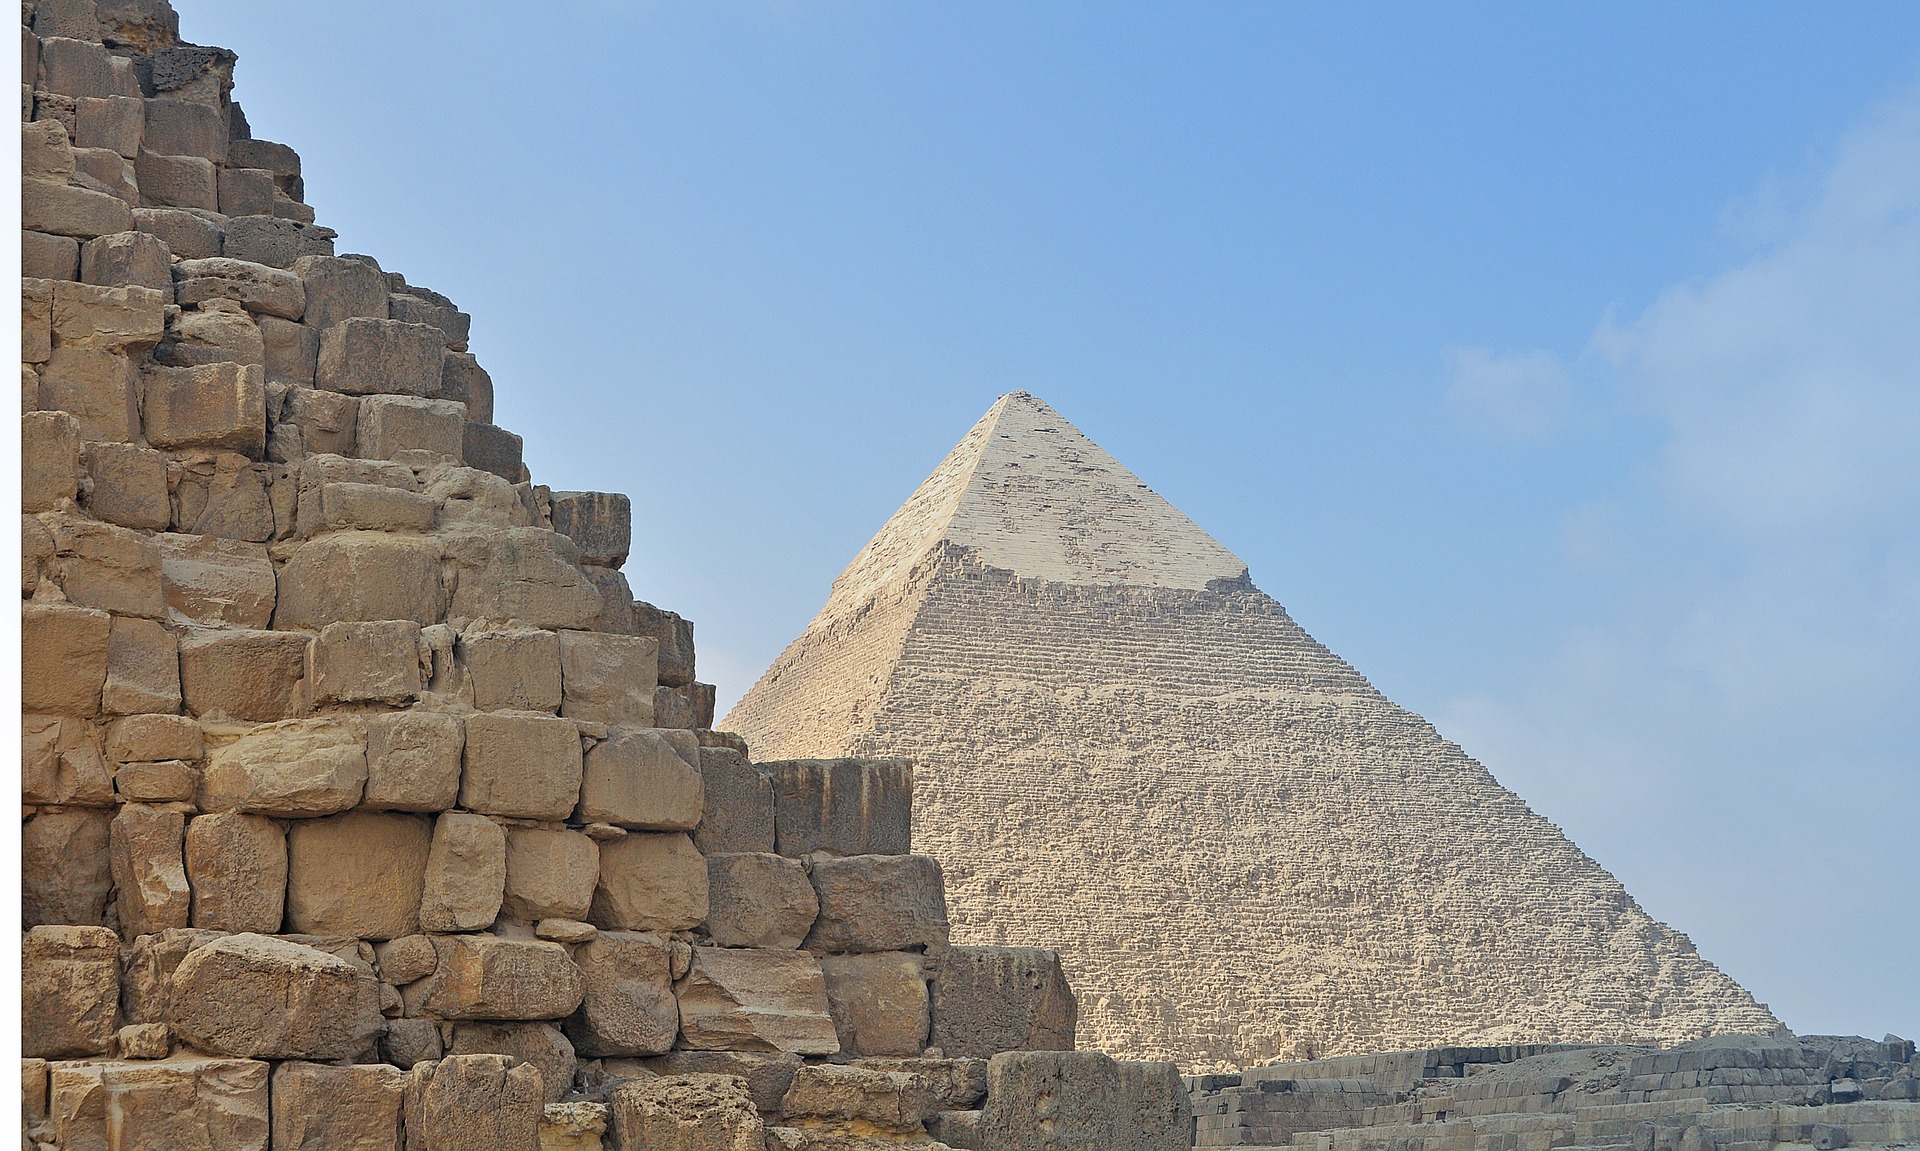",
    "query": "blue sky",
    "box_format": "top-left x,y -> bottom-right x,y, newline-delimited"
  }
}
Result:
198,3 -> 1918,1039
